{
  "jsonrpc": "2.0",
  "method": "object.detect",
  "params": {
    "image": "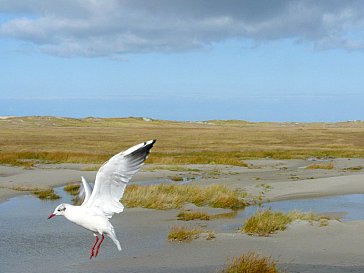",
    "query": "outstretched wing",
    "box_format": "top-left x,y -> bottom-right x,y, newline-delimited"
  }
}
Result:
83,140 -> 156,218
74,176 -> 93,205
